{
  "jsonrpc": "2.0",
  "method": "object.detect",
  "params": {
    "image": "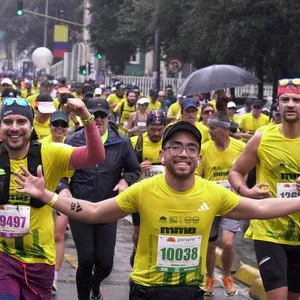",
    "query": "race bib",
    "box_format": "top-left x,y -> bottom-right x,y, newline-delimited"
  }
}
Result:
156,235 -> 201,273
123,121 -> 129,130
143,165 -> 164,179
277,183 -> 300,198
137,122 -> 147,128
0,205 -> 30,238
215,180 -> 234,191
